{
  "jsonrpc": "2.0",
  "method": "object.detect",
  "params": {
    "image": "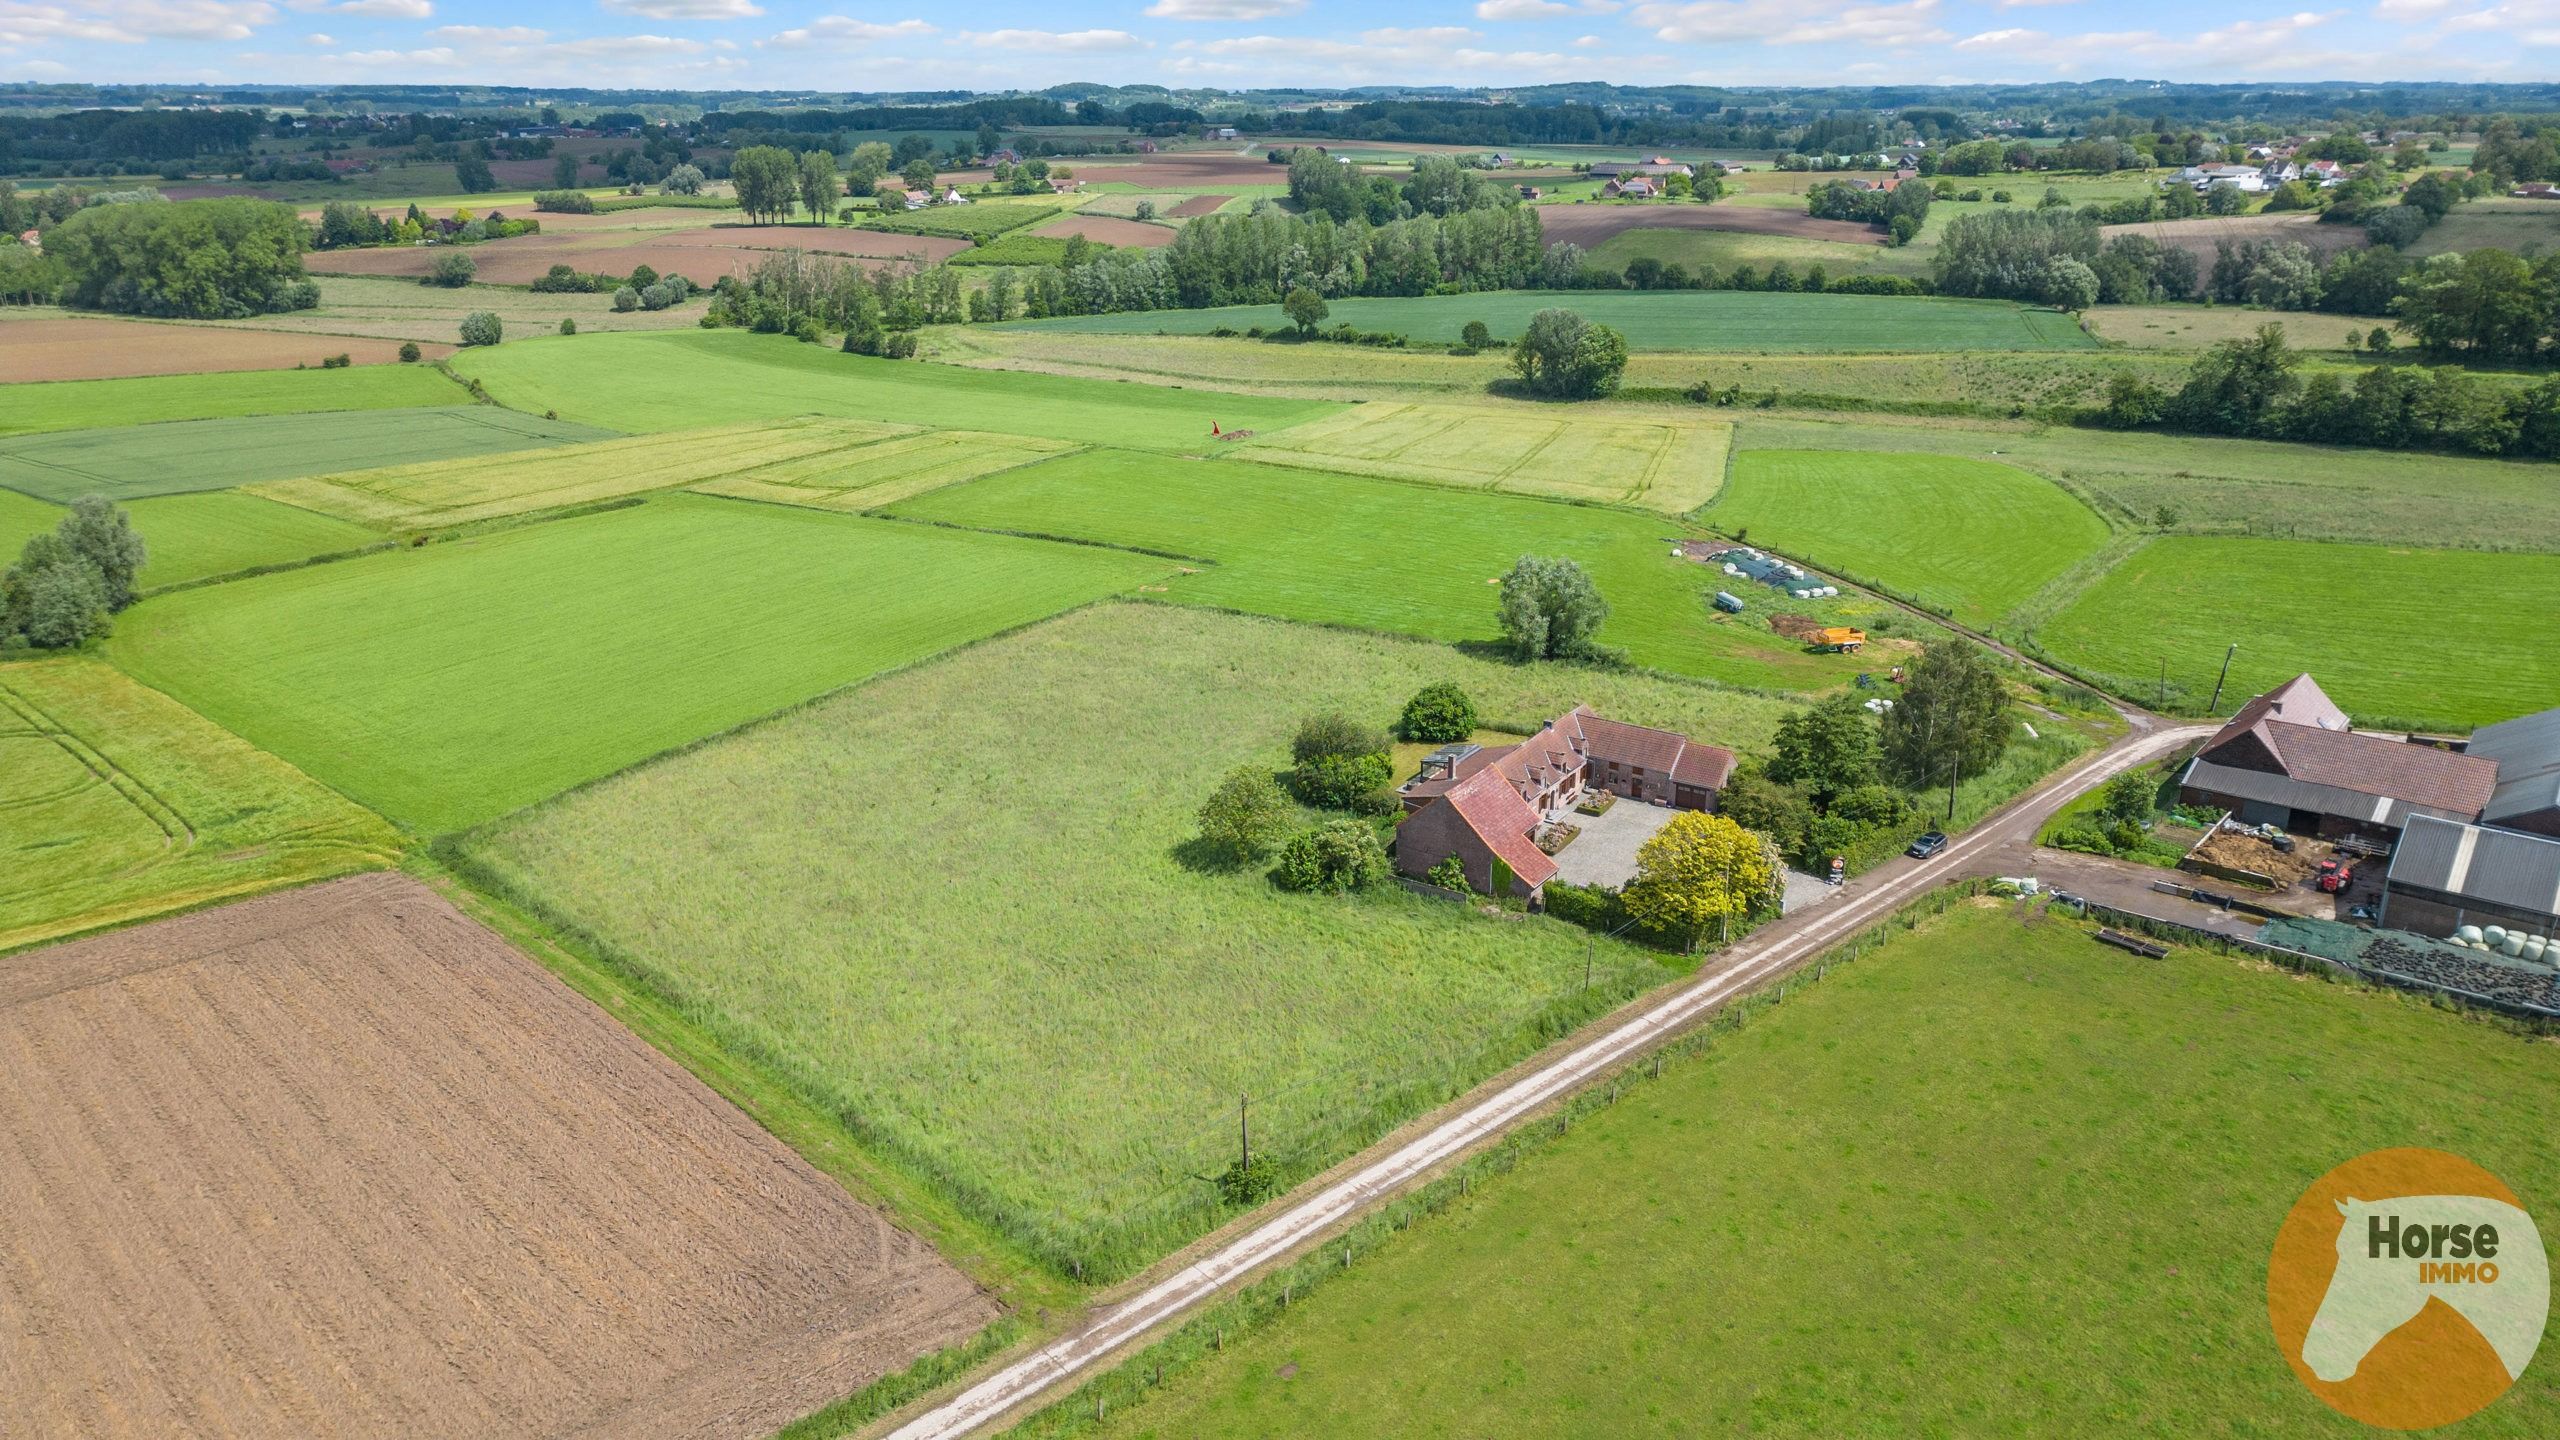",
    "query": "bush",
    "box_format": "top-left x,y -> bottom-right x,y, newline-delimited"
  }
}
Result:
1461,320 -> 1494,350
1213,1151 -> 1280,1205
1272,820 -> 1390,894
639,281 -> 675,311
1293,711 -> 1391,765
1287,752 -> 1394,811
1396,683 -> 1477,743
558,317 -> 576,336
1426,855 -> 1470,892
1196,765 -> 1292,864
426,250 -> 476,288
532,190 -> 595,214
457,310 -> 502,347
611,284 -> 639,312
882,331 -> 918,358
320,352 -> 350,369
396,341 -> 420,363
